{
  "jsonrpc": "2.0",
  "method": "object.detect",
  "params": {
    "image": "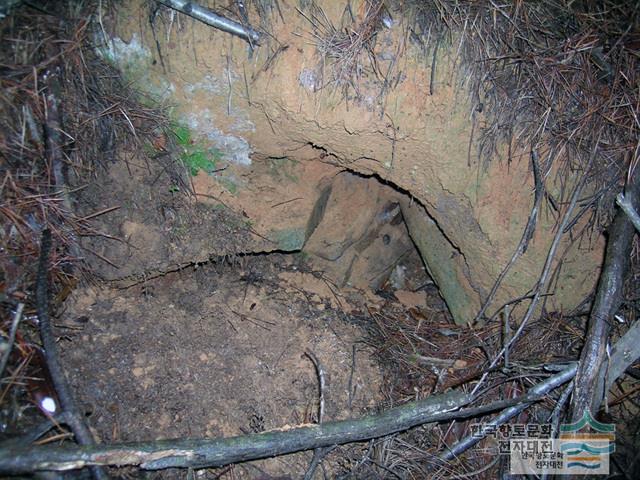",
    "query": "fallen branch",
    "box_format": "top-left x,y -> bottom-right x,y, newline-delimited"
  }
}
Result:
155,0 -> 261,46
1,363 -> 589,475
571,171 -> 640,421
441,363 -> 578,461
36,230 -> 107,480
42,69 -> 82,263
616,192 -> 640,232
605,319 -> 640,395
0,389 -> 473,473
303,350 -> 328,480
